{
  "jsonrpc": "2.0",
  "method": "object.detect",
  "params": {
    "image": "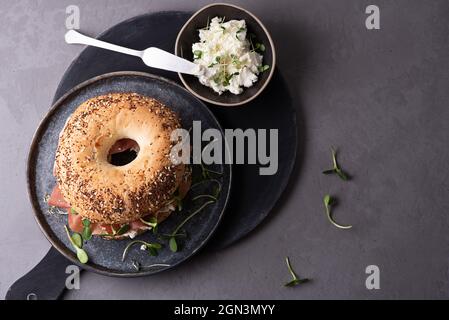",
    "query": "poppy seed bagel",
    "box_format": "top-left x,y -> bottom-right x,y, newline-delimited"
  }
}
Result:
54,92 -> 188,225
